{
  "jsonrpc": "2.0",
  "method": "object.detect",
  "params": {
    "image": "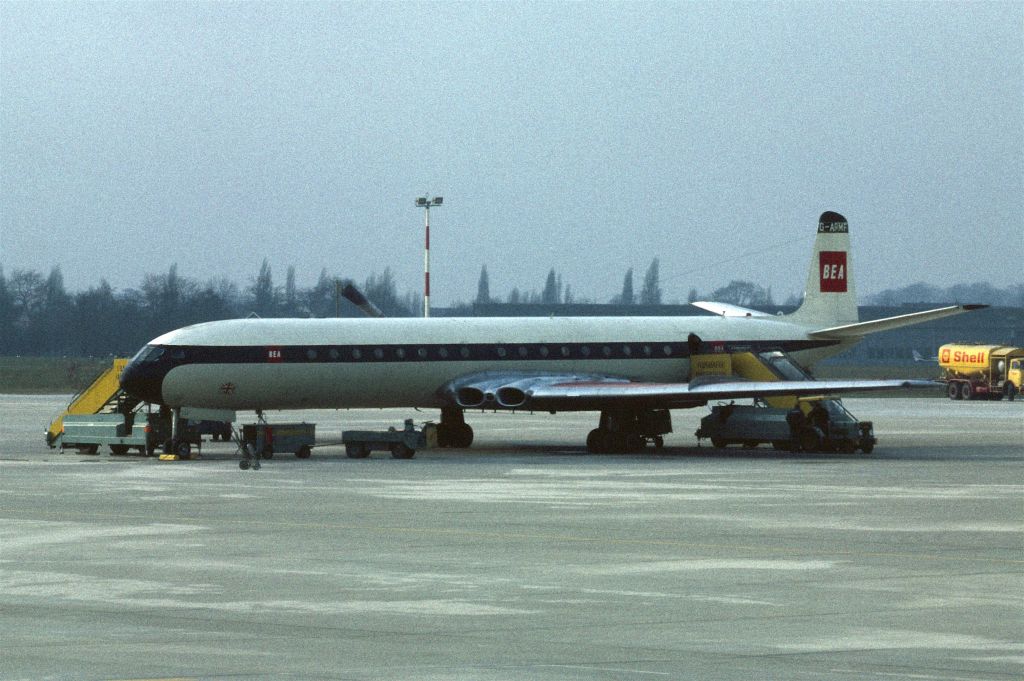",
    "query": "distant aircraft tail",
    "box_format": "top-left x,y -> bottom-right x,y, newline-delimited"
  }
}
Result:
786,211 -> 859,329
